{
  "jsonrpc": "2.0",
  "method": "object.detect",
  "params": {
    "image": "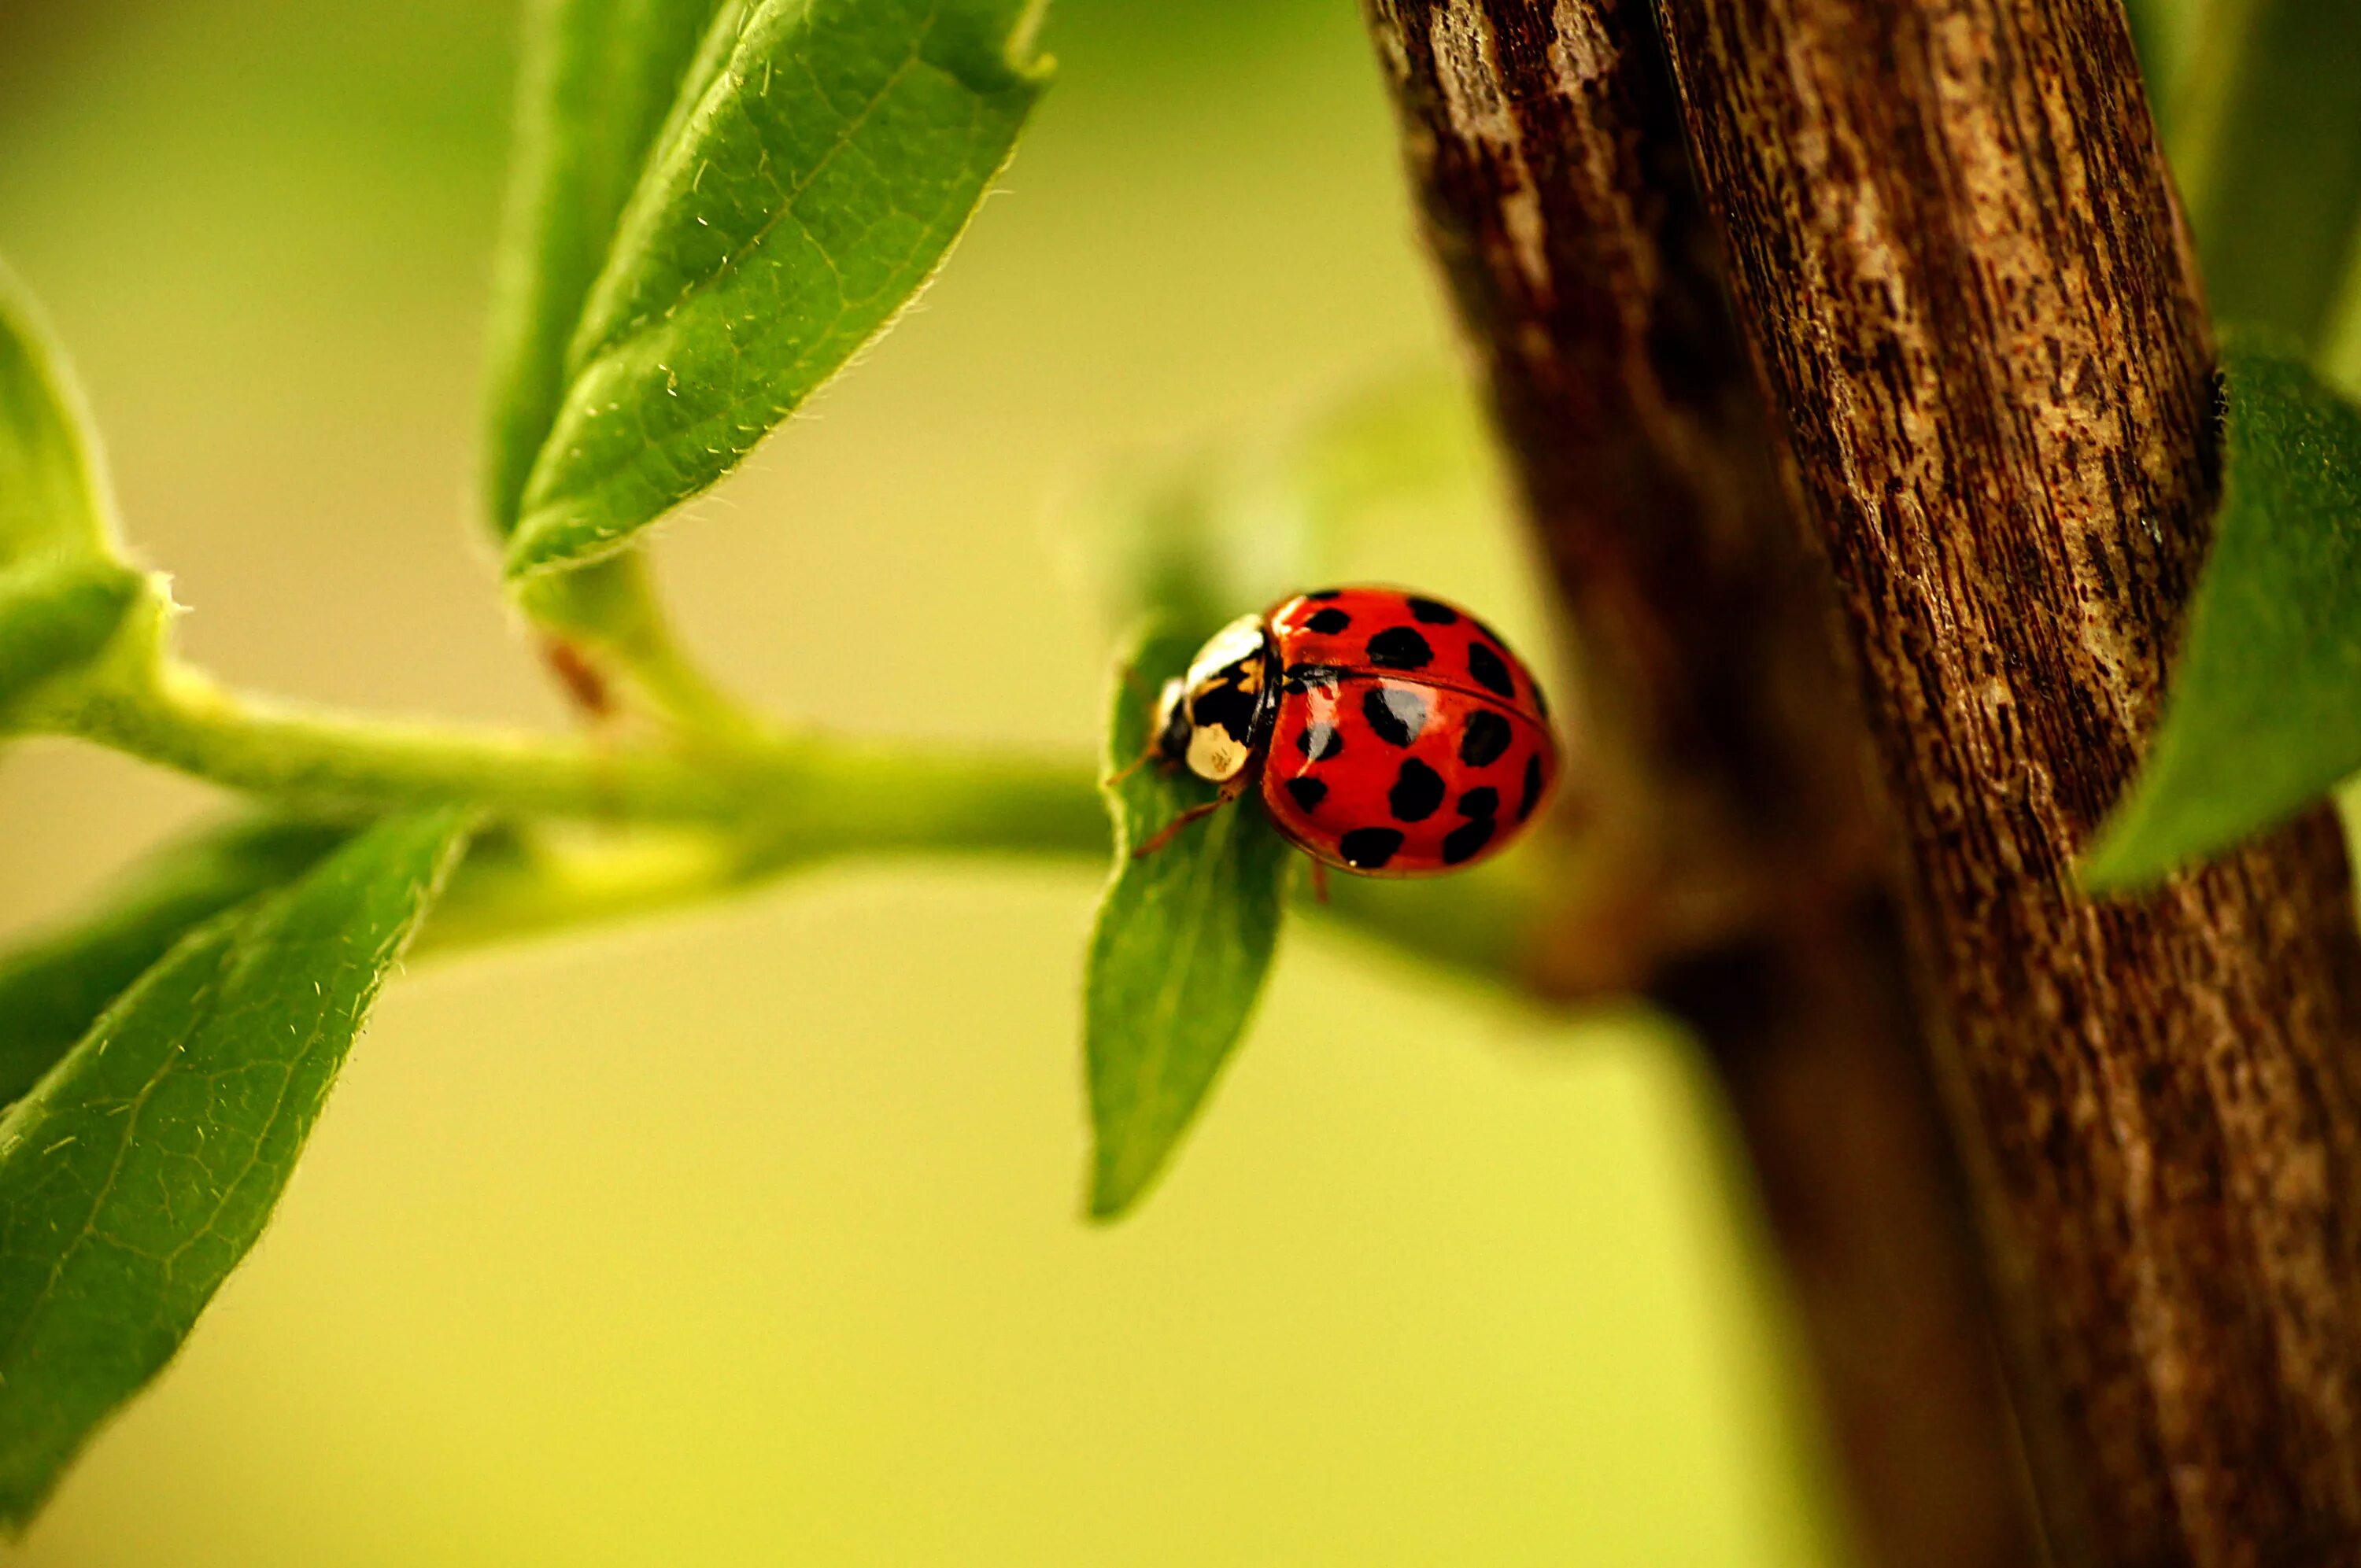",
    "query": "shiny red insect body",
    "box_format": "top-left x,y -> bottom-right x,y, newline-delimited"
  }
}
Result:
1148,586 -> 1559,876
